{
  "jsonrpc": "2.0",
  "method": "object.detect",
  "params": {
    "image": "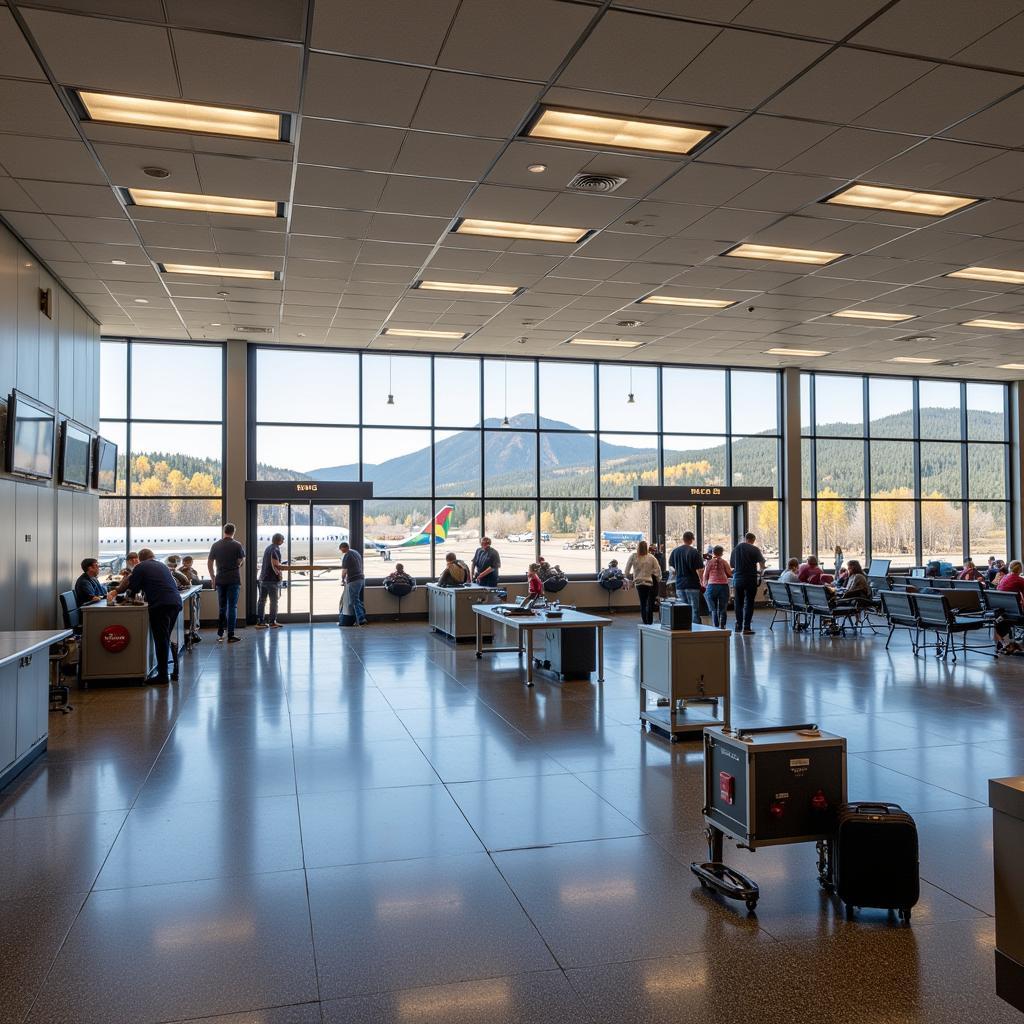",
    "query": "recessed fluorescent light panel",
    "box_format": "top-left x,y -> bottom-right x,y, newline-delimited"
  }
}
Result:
962,318 -> 1024,330
525,106 -> 716,155
948,266 -> 1024,285
726,244 -> 844,266
414,280 -> 521,296
76,90 -> 285,140
638,295 -> 735,309
825,183 -> 977,217
126,188 -> 280,218
831,310 -> 915,322
764,347 -> 829,357
453,219 -> 590,244
382,328 -> 468,339
999,364 -> 1024,370
160,263 -> 278,280
567,338 -> 644,349
889,356 -> 940,364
